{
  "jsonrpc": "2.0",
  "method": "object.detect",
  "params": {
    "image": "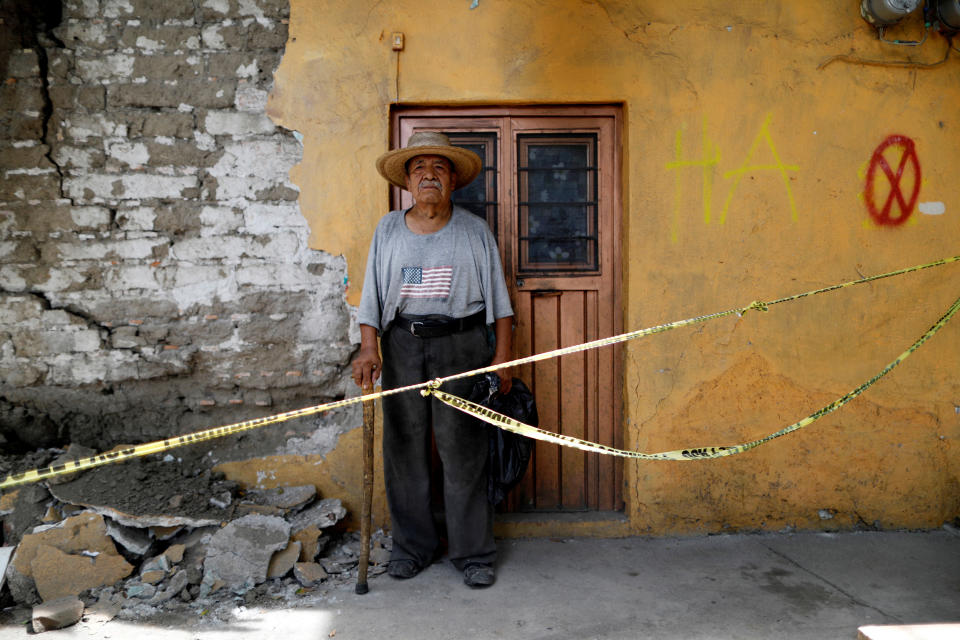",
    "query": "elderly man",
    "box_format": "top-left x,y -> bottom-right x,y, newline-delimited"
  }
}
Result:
352,132 -> 514,588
